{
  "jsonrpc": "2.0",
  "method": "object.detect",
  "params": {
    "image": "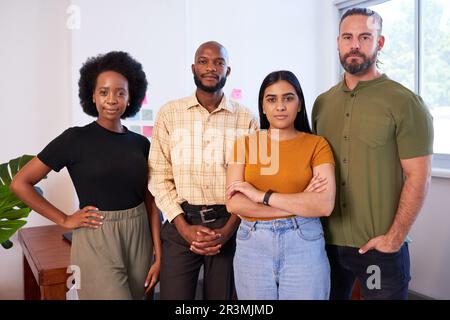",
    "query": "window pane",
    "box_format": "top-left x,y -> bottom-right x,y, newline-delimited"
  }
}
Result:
370,0 -> 416,91
422,0 -> 450,154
